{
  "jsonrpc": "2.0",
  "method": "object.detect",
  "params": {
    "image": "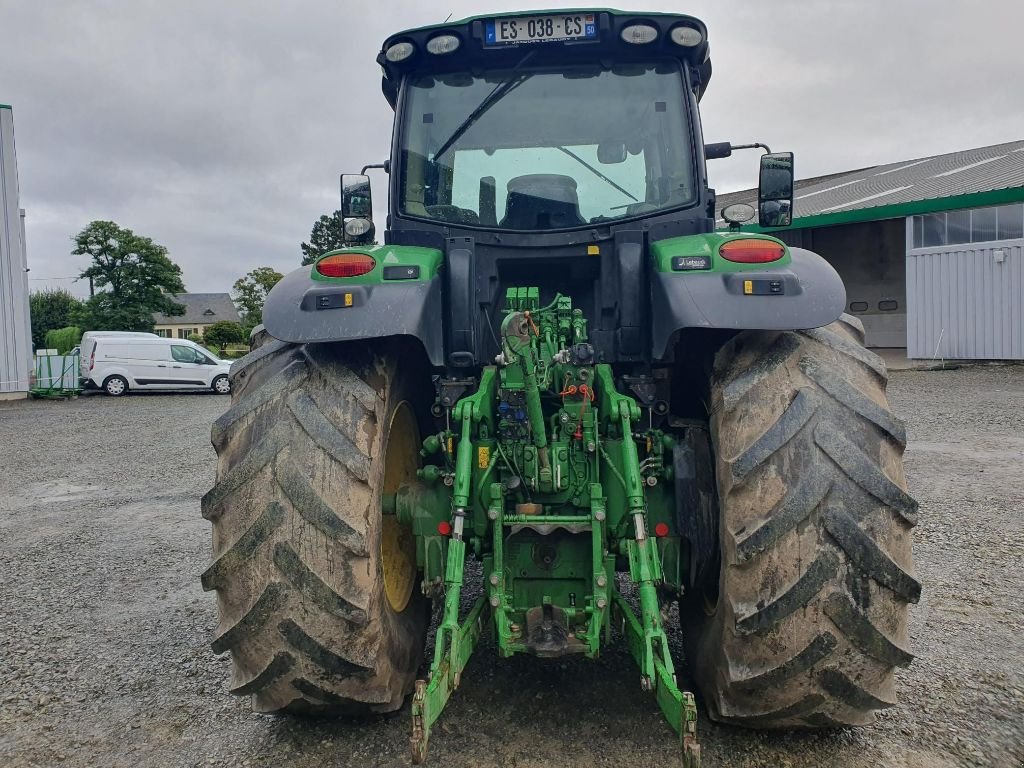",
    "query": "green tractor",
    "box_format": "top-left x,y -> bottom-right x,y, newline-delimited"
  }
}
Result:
202,10 -> 918,765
